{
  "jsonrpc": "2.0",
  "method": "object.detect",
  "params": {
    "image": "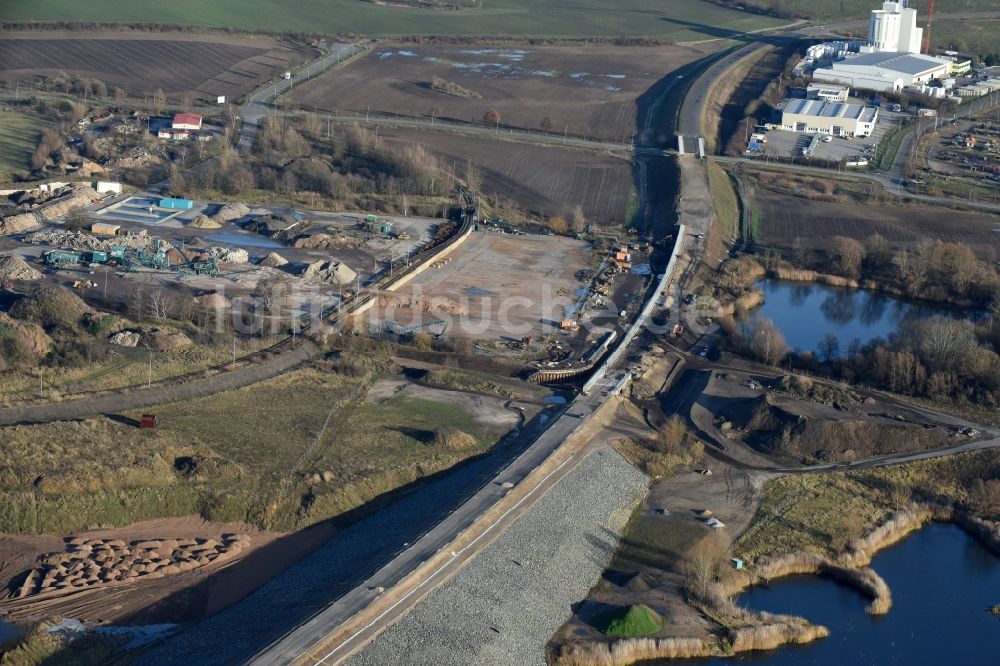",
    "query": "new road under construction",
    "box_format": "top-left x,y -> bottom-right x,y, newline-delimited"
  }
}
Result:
247,187 -> 703,664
